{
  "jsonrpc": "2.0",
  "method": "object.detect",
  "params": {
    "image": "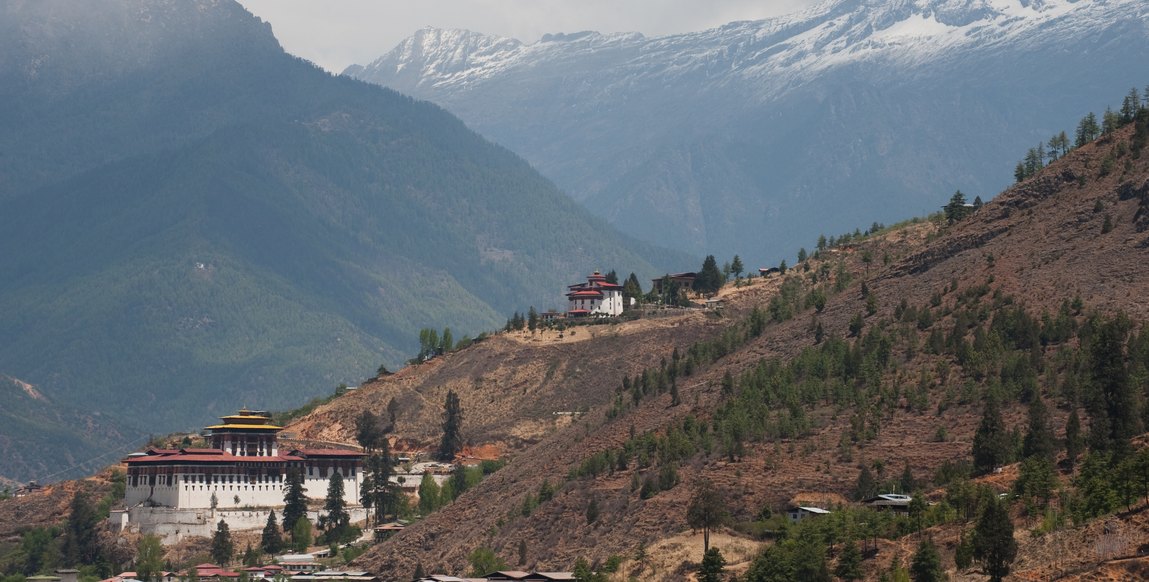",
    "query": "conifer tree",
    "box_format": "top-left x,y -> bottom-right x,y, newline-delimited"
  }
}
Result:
63,491 -> 100,566
834,539 -> 863,581
261,510 -> 283,555
973,498 -> 1017,582
323,472 -> 350,542
694,255 -> 724,296
387,396 -> 401,430
854,465 -> 877,501
622,273 -> 643,304
972,394 -> 1011,474
281,467 -> 307,534
211,520 -> 234,566
438,389 -> 464,461
698,547 -> 726,582
1065,408 -> 1084,470
1022,394 -> 1056,462
910,538 -> 943,582
1087,316 -> 1138,456
355,410 -> 385,452
361,439 -> 393,525
730,255 -> 744,279
242,543 -> 259,566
